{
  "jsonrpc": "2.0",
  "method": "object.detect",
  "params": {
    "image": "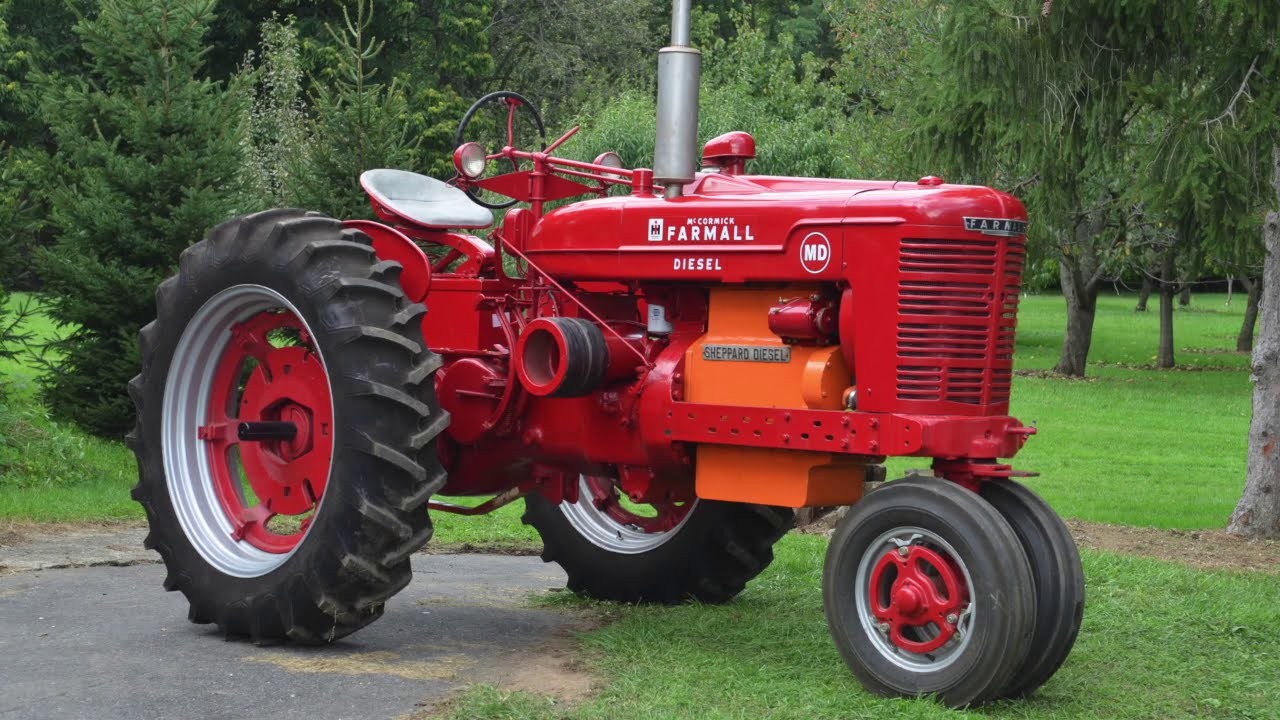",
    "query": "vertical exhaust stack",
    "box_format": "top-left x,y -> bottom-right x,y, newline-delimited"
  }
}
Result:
654,0 -> 701,200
